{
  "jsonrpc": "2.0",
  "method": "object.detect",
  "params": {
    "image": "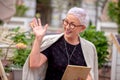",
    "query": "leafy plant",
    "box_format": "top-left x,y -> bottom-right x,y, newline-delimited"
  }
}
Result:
80,24 -> 109,68
15,4 -> 29,17
12,47 -> 31,68
108,1 -> 120,33
10,27 -> 34,68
